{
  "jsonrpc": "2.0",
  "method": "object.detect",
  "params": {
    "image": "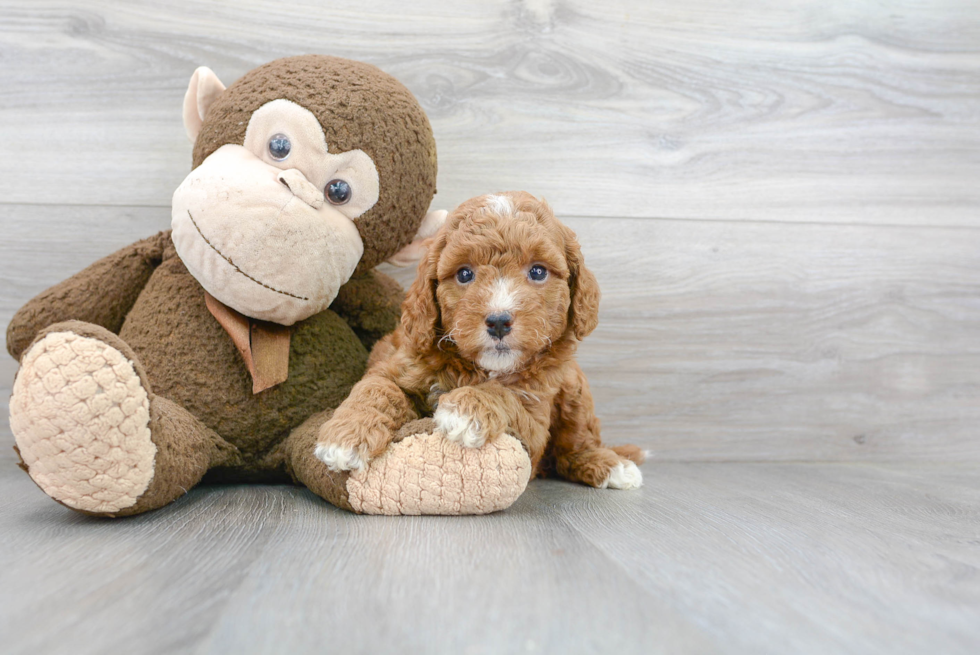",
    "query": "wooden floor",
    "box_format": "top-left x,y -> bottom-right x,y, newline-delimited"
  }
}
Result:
2,449 -> 979,655
2,1 -> 979,653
